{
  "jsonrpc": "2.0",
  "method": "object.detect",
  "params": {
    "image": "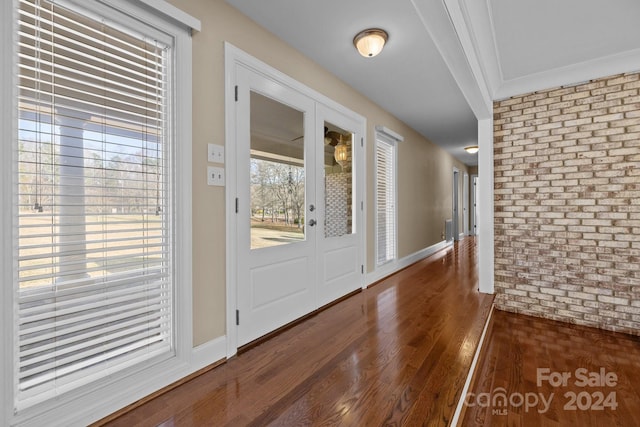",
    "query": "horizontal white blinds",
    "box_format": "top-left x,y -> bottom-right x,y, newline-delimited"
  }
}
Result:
16,0 -> 173,409
376,137 -> 396,265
